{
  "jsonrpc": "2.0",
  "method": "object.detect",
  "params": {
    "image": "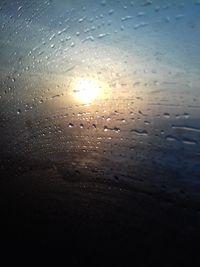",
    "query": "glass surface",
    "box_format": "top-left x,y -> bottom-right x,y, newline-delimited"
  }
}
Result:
0,0 -> 200,262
